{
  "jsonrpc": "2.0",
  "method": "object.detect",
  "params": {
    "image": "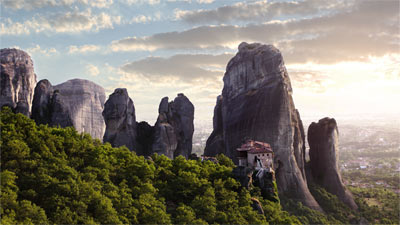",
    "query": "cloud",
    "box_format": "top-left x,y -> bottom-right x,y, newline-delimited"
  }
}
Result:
120,53 -> 234,83
68,44 -> 101,54
0,9 -> 121,35
112,0 -> 399,64
80,0 -> 113,8
123,0 -> 160,5
175,0 -> 349,24
287,69 -> 333,93
86,64 -> 100,76
0,0 -> 113,10
197,0 -> 214,4
26,44 -> 58,56
130,15 -> 152,24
